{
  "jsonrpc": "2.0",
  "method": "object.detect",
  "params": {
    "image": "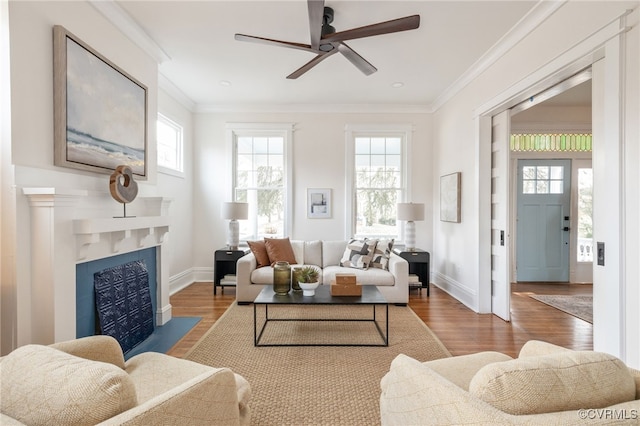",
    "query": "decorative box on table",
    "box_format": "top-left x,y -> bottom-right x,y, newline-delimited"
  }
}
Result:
331,274 -> 362,296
